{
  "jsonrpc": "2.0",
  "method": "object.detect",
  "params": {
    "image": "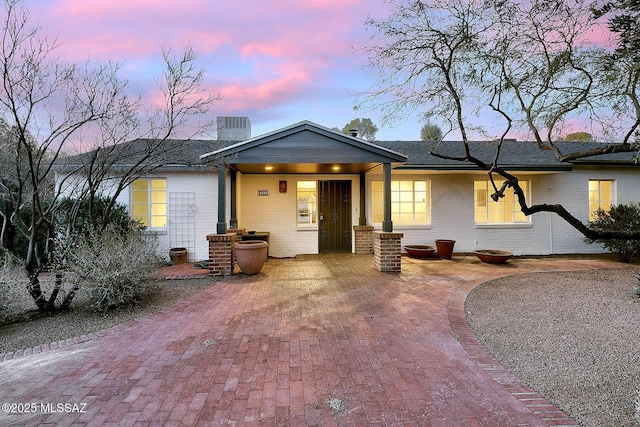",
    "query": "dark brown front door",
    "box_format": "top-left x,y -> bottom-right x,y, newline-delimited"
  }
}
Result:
318,180 -> 352,253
